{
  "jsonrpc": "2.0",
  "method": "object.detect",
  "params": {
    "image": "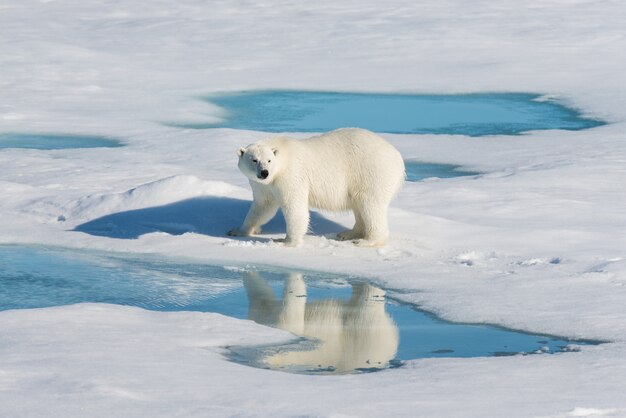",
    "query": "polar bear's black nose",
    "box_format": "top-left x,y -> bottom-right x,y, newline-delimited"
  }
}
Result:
259,169 -> 269,179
